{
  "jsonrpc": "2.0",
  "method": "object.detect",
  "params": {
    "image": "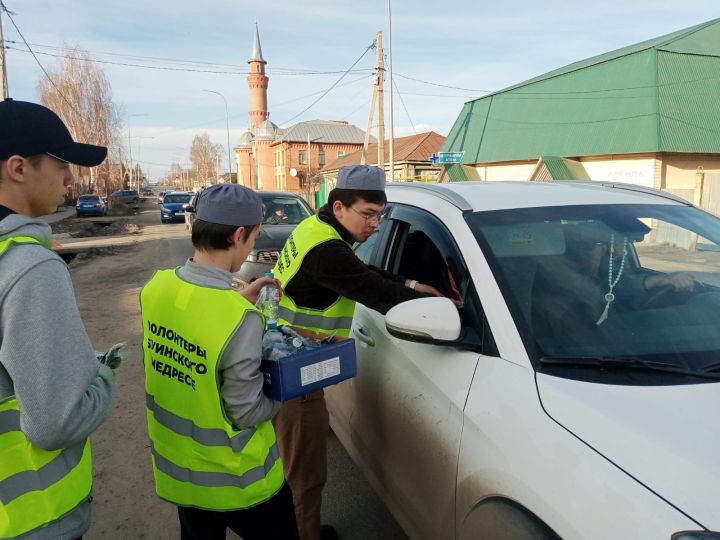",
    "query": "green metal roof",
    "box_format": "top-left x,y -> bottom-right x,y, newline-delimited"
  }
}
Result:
540,156 -> 590,180
444,164 -> 481,182
443,18 -> 720,163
